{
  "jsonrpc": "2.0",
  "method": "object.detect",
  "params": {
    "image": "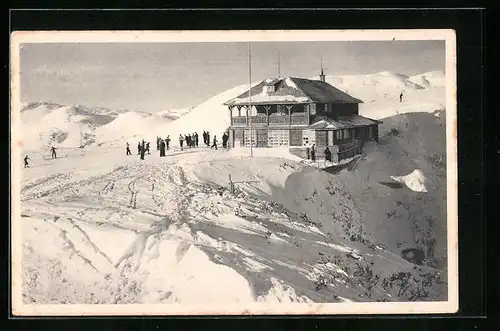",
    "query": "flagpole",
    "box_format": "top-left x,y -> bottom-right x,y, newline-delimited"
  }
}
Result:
248,42 -> 253,157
